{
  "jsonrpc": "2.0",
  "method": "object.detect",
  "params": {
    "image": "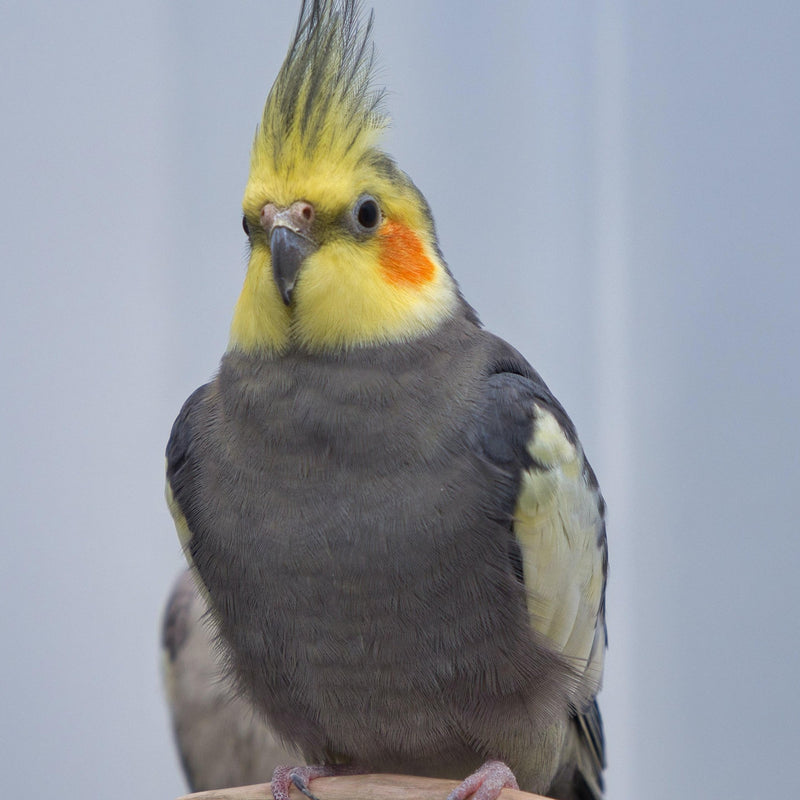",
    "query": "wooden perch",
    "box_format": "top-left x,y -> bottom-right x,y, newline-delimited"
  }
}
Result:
179,774 -> 550,800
